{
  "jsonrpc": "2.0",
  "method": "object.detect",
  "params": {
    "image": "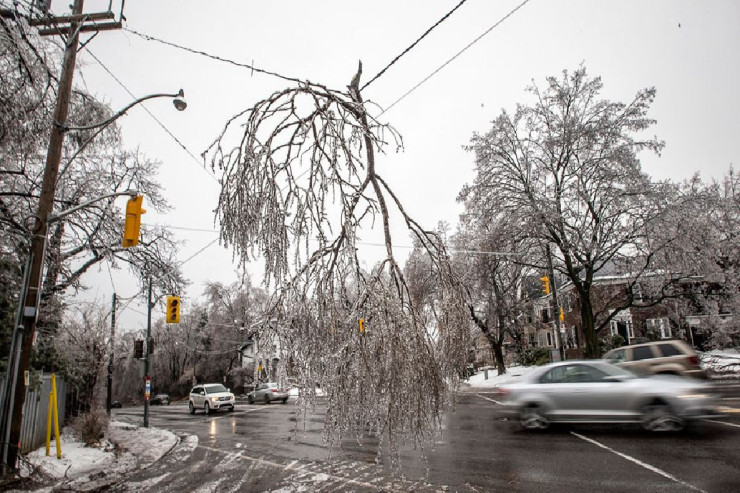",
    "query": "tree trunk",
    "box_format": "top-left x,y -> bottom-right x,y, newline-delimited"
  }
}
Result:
580,294 -> 598,358
490,339 -> 506,375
